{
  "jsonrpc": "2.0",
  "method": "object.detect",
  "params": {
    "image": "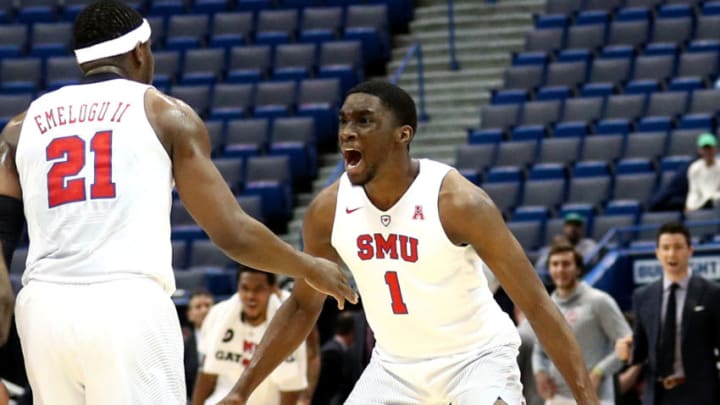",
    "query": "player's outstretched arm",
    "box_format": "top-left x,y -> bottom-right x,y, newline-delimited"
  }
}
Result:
217,184 -> 339,405
0,114 -> 25,345
145,90 -> 356,307
439,170 -> 600,405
